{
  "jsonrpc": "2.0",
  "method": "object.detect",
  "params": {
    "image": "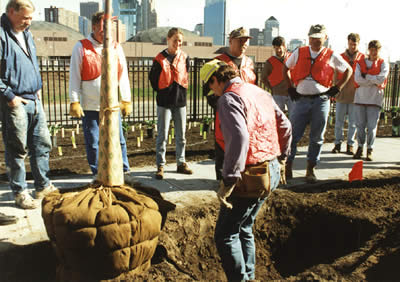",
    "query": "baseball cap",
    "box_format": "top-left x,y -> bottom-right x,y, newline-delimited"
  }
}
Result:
200,59 -> 227,96
308,24 -> 327,38
229,27 -> 252,39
